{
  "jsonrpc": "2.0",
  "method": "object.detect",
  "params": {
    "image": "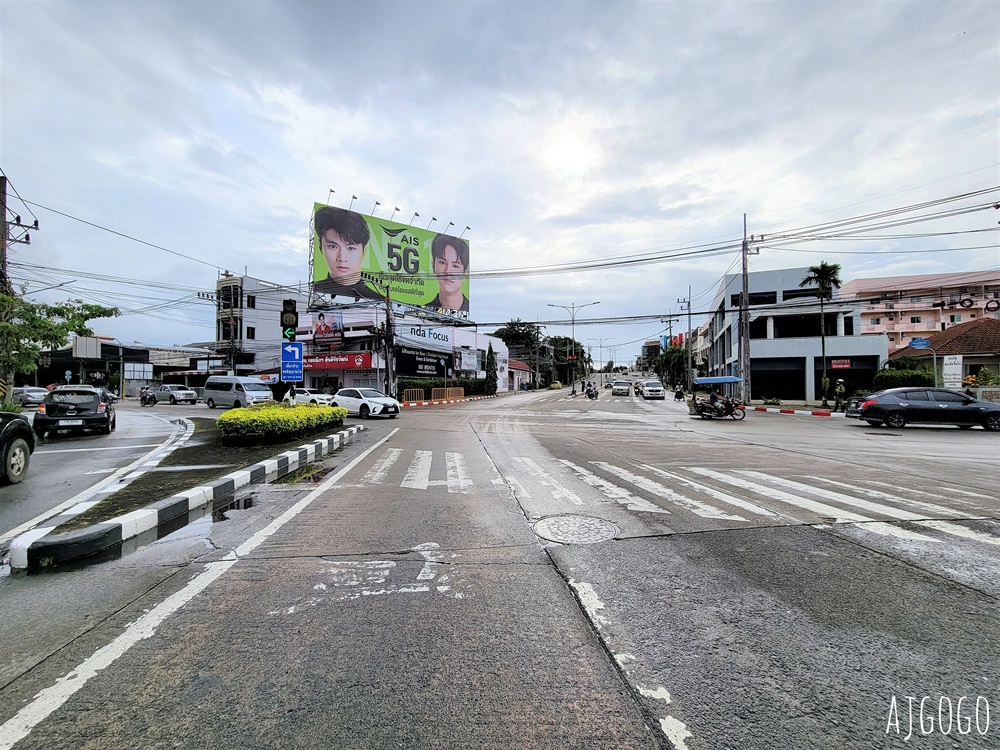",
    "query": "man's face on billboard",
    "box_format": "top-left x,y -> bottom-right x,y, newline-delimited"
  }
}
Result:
321,228 -> 365,284
434,244 -> 466,295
